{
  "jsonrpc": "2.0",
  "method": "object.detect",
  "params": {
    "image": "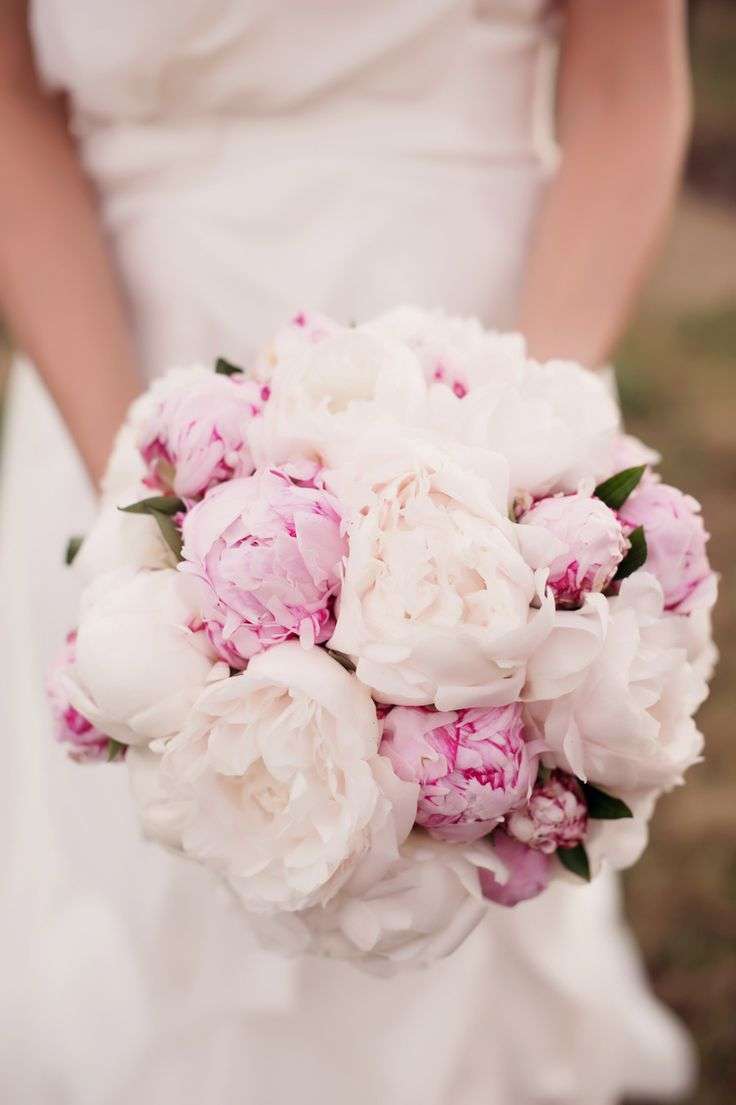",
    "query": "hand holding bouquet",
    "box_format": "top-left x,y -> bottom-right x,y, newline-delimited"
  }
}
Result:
49,307 -> 717,971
